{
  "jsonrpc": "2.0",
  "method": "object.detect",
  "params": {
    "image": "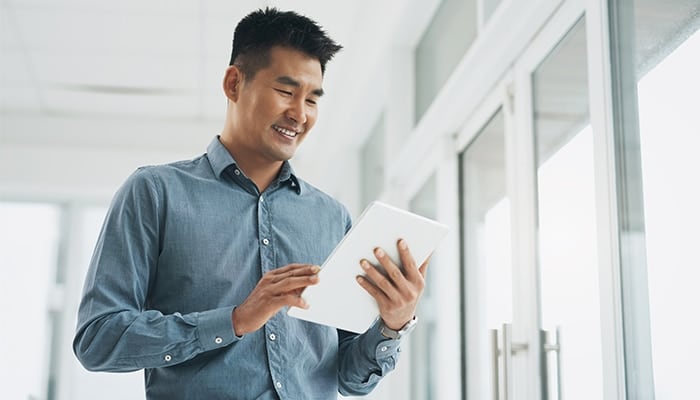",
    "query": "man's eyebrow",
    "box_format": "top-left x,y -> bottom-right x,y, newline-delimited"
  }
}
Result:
275,75 -> 324,97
